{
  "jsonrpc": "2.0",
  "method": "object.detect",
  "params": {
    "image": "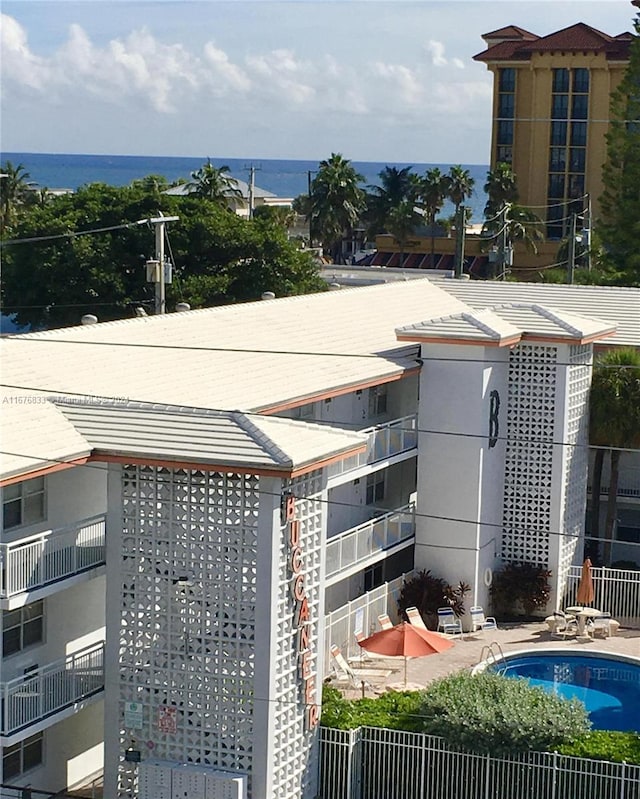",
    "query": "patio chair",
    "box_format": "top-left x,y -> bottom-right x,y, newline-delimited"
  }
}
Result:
437,607 -> 463,637
405,606 -> 428,631
550,610 -> 578,638
469,606 -> 497,634
587,613 -> 612,639
354,630 -> 393,661
330,644 -> 392,684
378,613 -> 393,630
